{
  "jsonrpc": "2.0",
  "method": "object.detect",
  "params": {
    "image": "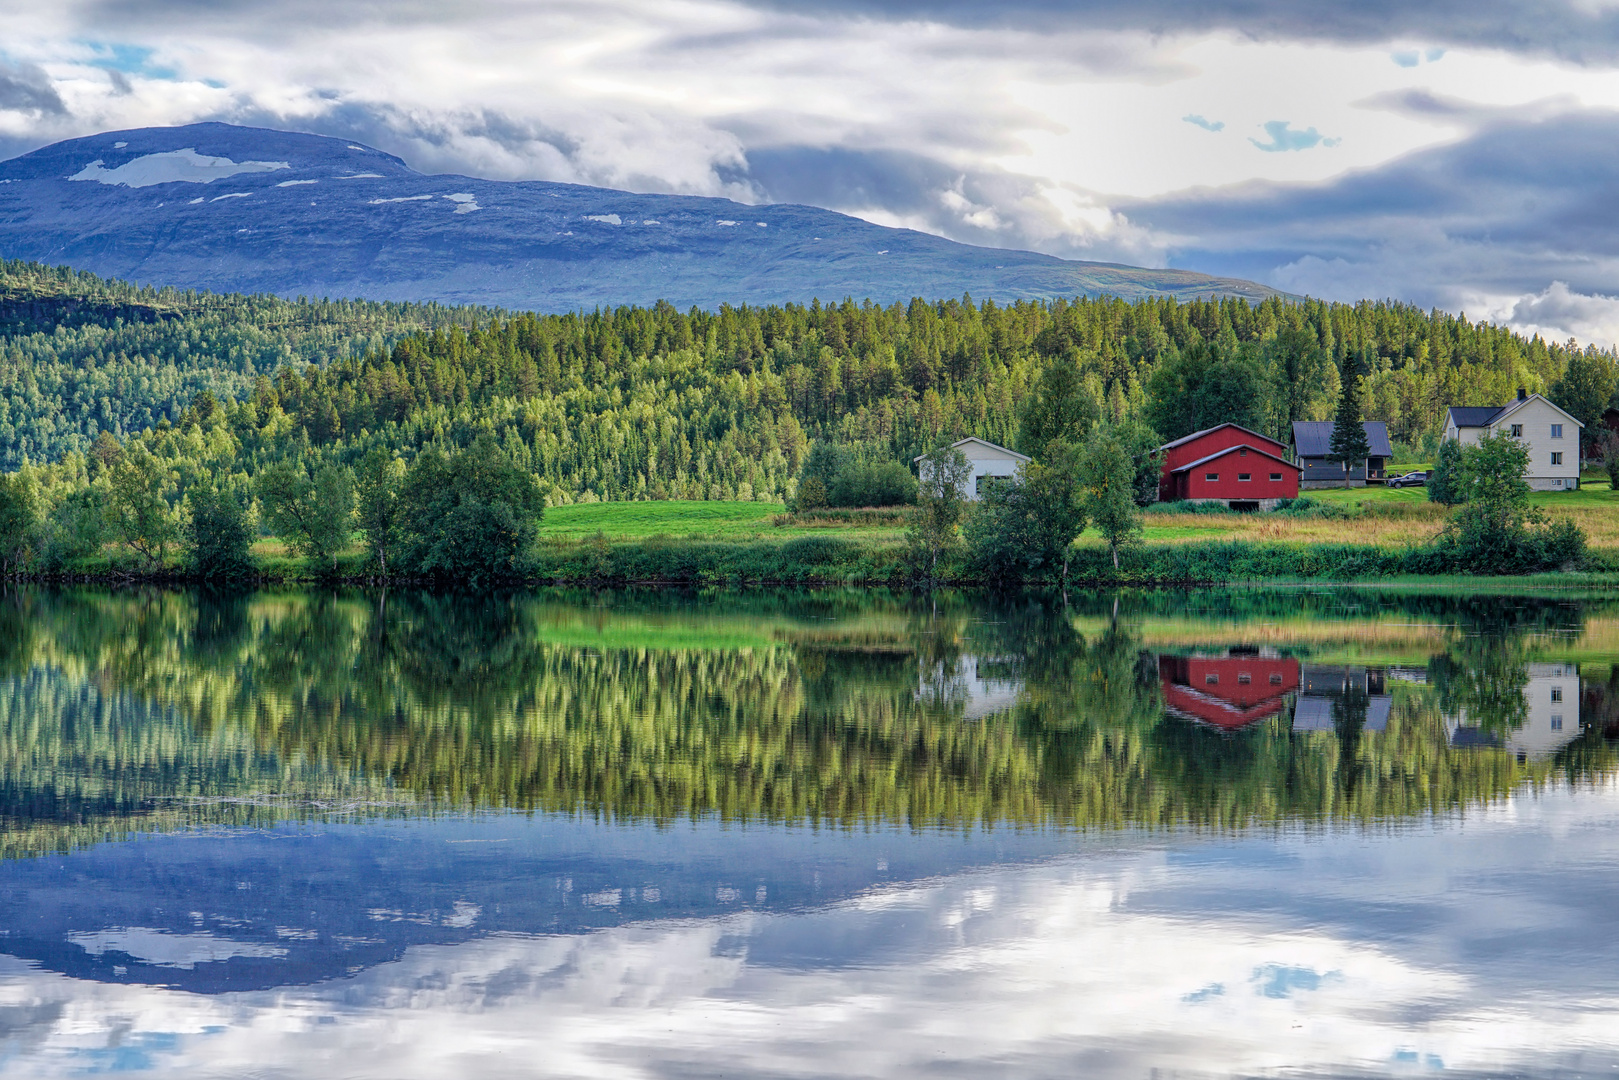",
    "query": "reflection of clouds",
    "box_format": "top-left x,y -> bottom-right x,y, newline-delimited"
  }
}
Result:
66,929 -> 288,970
3,784 -> 1619,1077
